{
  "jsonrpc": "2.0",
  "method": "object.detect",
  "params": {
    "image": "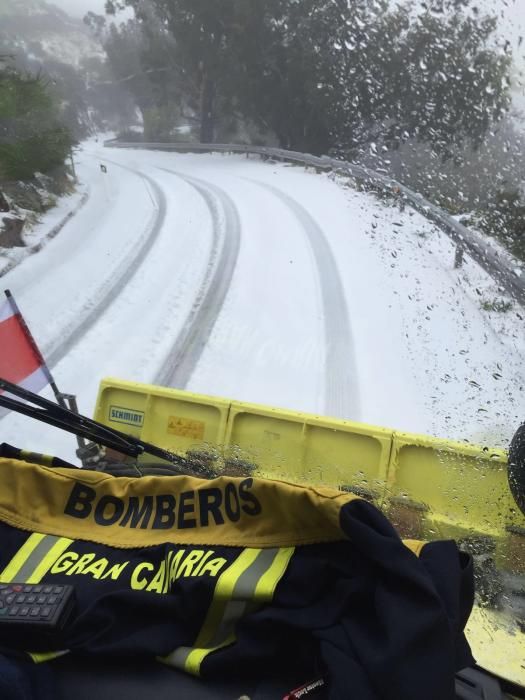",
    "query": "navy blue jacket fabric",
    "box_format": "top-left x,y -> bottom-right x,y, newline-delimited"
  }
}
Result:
0,496 -> 473,700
